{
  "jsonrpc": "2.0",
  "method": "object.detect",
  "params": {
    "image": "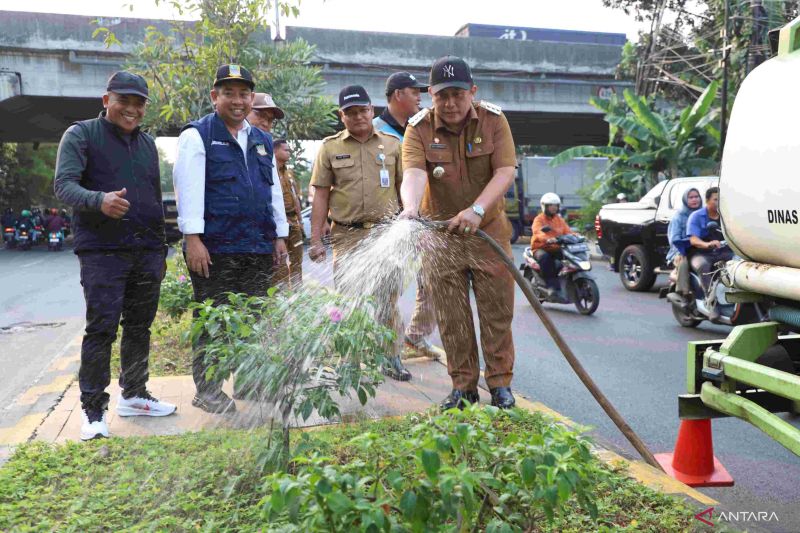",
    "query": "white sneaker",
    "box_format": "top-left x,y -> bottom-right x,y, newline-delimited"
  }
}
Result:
80,408 -> 109,441
117,391 -> 177,417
